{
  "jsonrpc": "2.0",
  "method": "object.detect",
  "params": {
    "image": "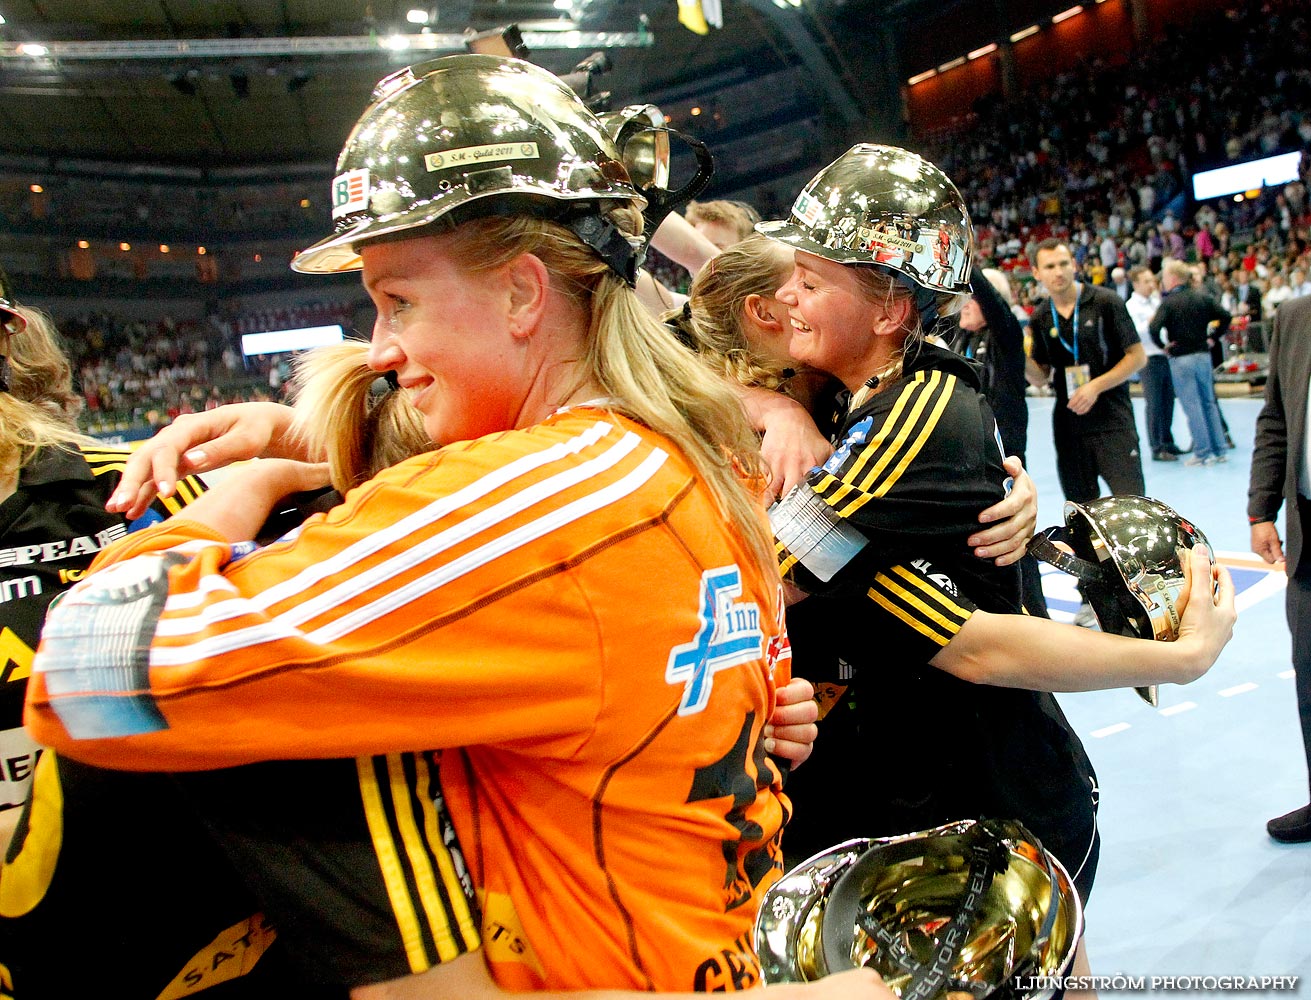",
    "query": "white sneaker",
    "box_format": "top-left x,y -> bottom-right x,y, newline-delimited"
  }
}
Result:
1184,454 -> 1206,467
1073,603 -> 1099,628
1205,454 -> 1228,465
